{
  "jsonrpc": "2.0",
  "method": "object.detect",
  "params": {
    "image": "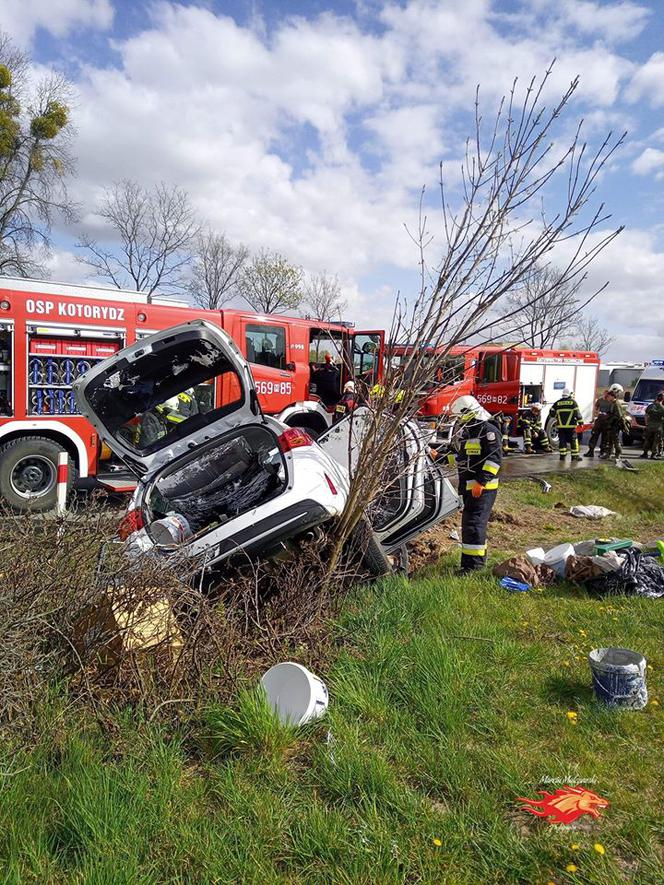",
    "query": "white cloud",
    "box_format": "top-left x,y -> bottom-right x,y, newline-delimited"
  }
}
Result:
560,0 -> 650,43
632,147 -> 664,177
570,228 -> 664,360
626,51 -> 664,106
1,0 -> 113,46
